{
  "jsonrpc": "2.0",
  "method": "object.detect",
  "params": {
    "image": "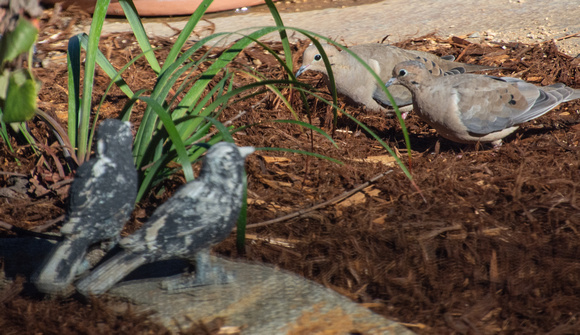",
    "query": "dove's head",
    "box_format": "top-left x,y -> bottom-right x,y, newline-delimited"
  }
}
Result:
295,43 -> 342,77
385,60 -> 432,89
